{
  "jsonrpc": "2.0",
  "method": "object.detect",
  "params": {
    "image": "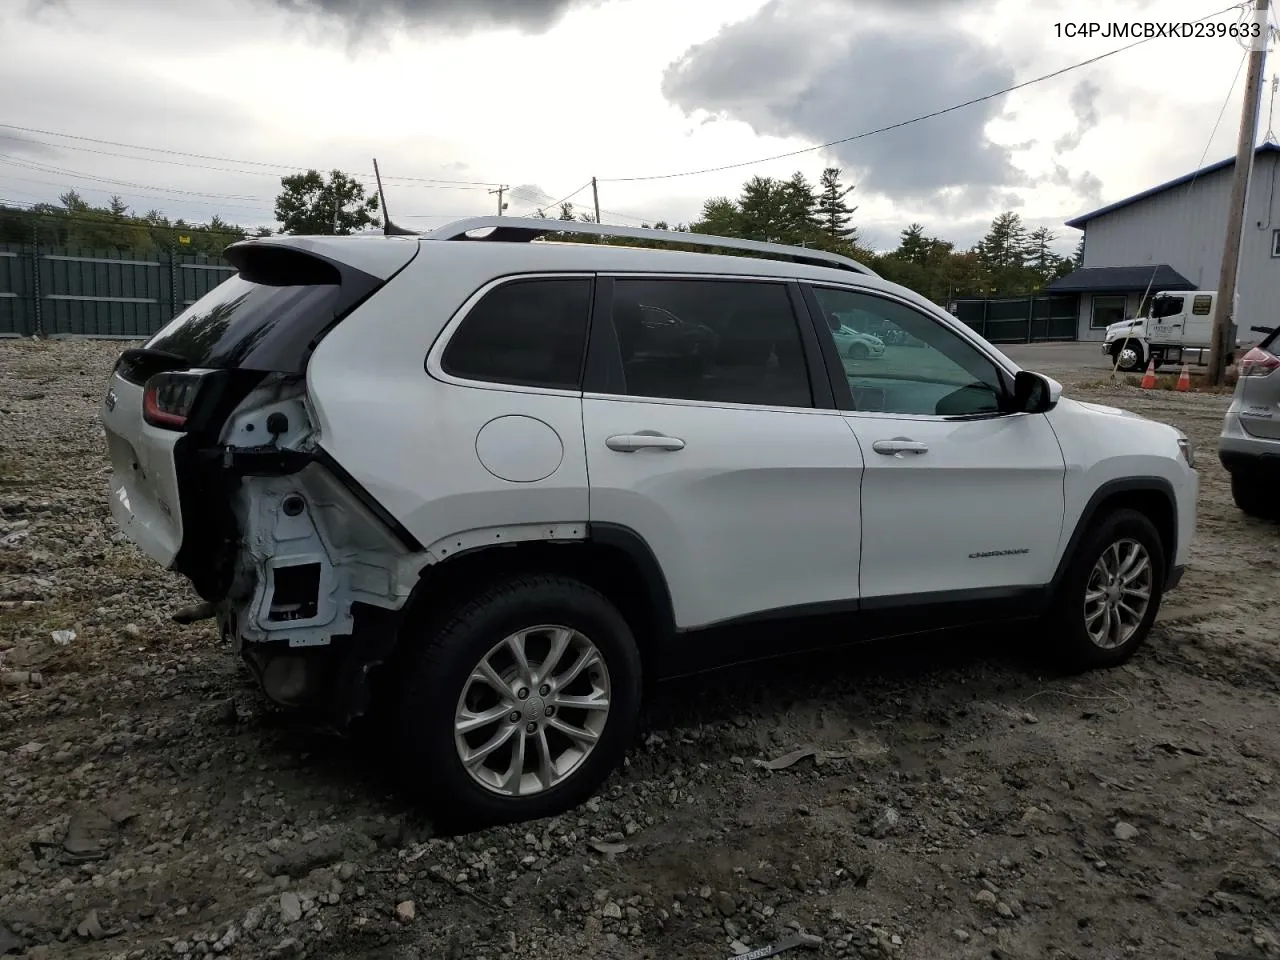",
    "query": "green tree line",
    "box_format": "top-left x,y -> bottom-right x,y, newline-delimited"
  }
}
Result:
0,190 -> 268,257
2,166 -> 1083,305
534,168 -> 1081,304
